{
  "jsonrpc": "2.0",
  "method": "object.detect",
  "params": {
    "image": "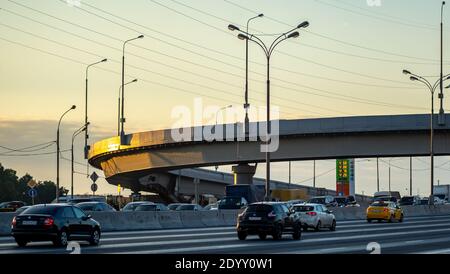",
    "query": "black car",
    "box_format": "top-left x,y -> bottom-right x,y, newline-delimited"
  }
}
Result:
0,201 -> 27,212
11,204 -> 101,247
236,202 -> 302,241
